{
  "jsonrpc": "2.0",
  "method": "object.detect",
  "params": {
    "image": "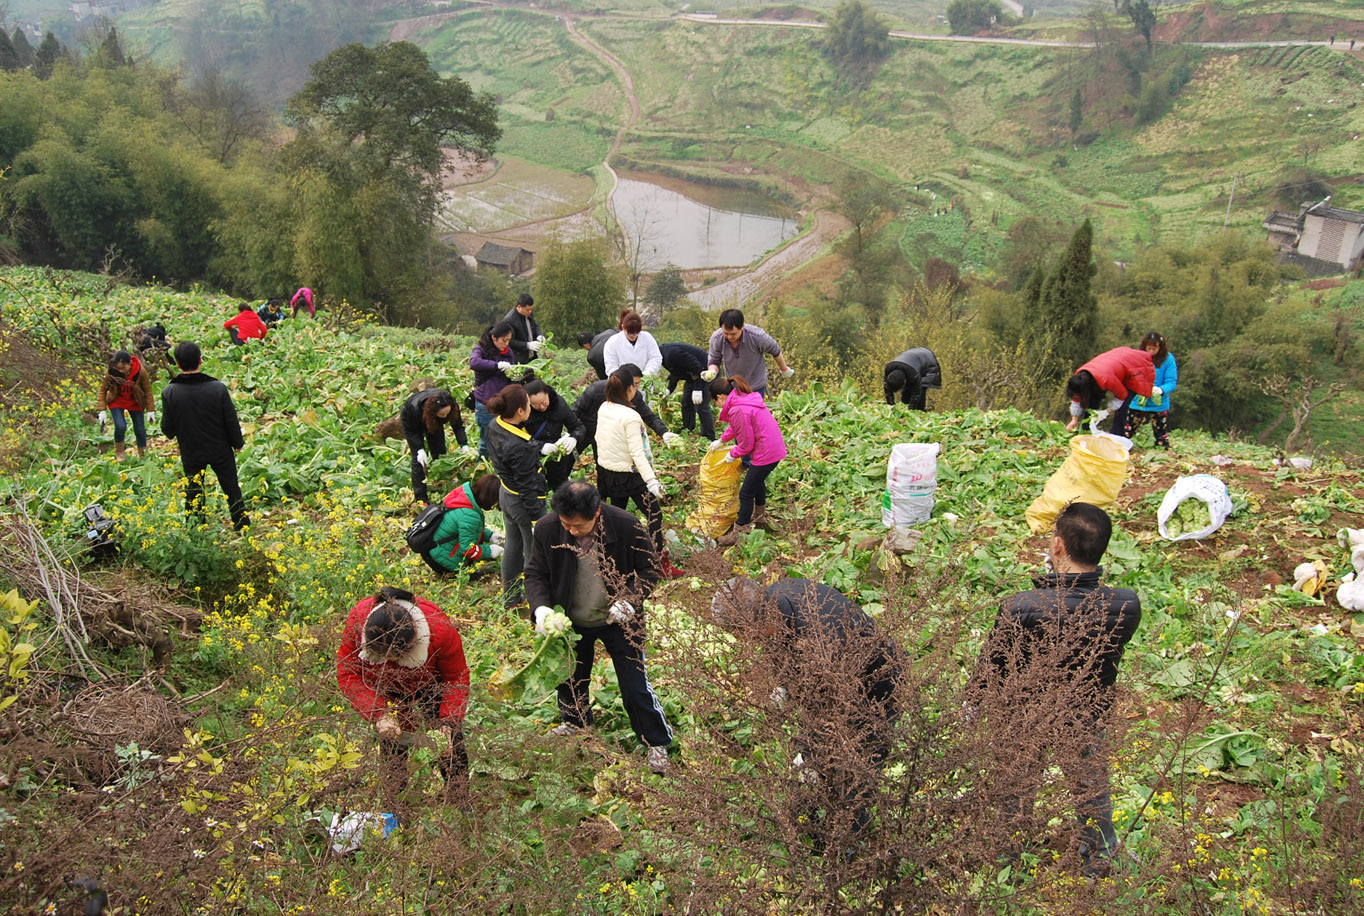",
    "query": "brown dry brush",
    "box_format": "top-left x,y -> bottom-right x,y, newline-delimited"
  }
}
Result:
635,560 -> 1132,915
